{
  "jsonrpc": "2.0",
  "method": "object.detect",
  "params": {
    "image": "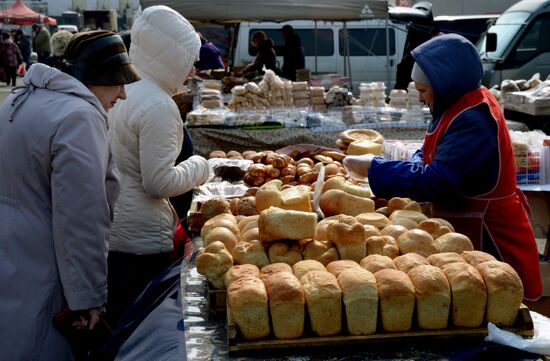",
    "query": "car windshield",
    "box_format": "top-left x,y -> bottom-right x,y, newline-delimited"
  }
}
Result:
477,11 -> 530,59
